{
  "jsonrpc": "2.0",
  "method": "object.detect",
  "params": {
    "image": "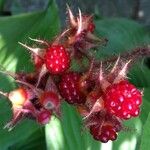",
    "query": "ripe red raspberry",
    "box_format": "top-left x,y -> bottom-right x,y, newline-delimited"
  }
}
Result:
44,45 -> 70,74
104,80 -> 142,120
59,72 -> 86,104
90,125 -> 117,143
